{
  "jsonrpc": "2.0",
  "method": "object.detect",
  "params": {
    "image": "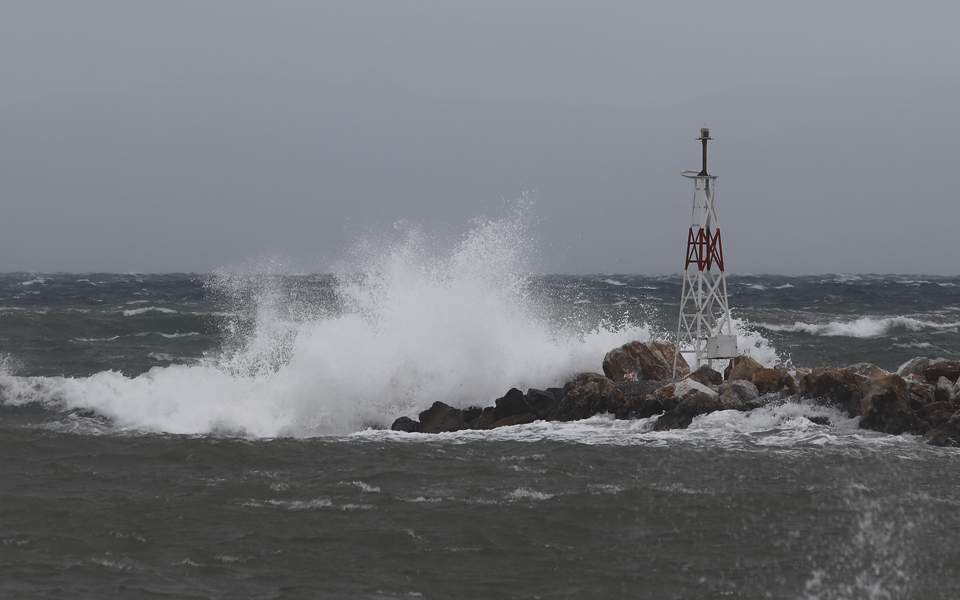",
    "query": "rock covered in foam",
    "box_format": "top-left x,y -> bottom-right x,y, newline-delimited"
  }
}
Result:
602,341 -> 688,382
